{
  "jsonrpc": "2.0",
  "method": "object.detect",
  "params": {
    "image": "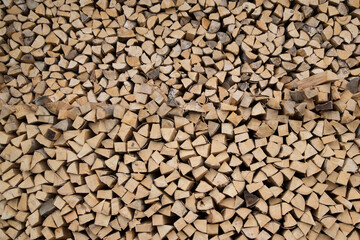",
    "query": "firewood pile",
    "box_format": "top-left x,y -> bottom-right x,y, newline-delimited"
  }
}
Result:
1,0 -> 360,239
